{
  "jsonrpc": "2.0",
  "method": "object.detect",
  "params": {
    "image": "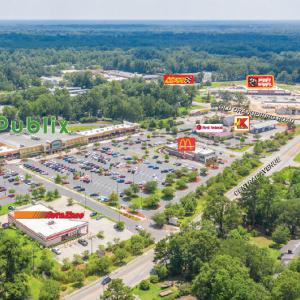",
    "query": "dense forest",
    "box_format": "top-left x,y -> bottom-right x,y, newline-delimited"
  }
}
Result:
1,78 -> 197,122
0,21 -> 300,91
